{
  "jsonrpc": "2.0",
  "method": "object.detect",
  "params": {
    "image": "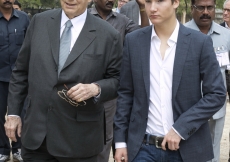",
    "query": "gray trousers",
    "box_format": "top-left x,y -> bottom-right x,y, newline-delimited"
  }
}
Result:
97,99 -> 117,162
207,116 -> 225,162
